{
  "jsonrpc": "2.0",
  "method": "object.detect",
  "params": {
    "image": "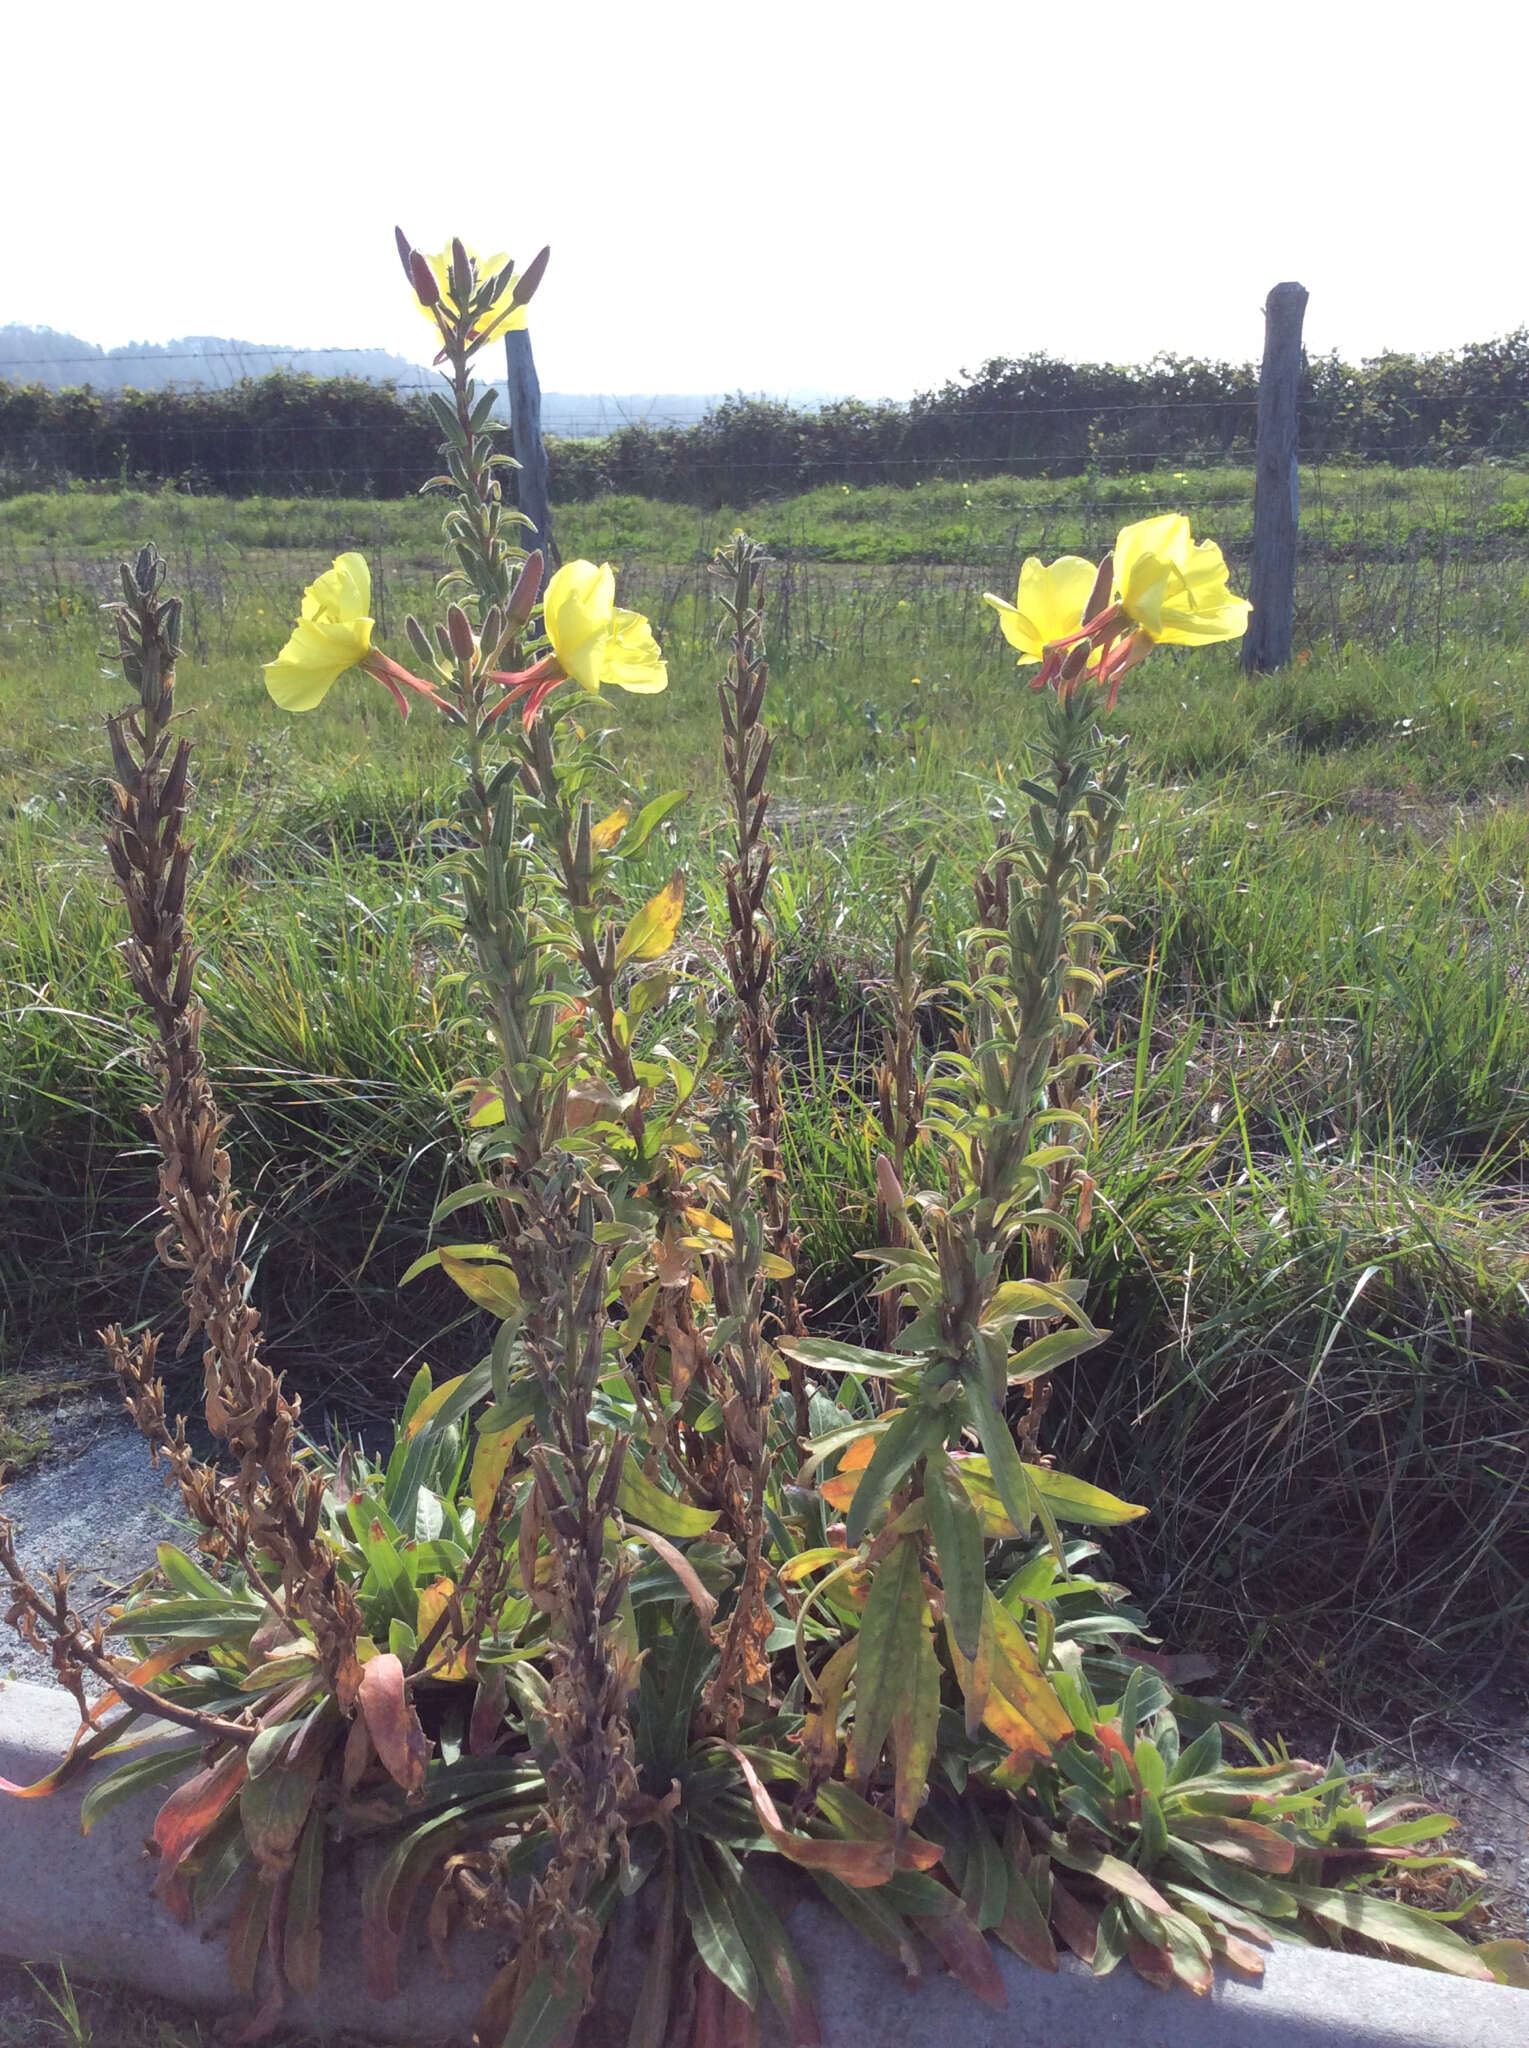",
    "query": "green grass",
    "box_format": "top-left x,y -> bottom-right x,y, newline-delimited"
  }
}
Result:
1,472 -> 1526,1710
